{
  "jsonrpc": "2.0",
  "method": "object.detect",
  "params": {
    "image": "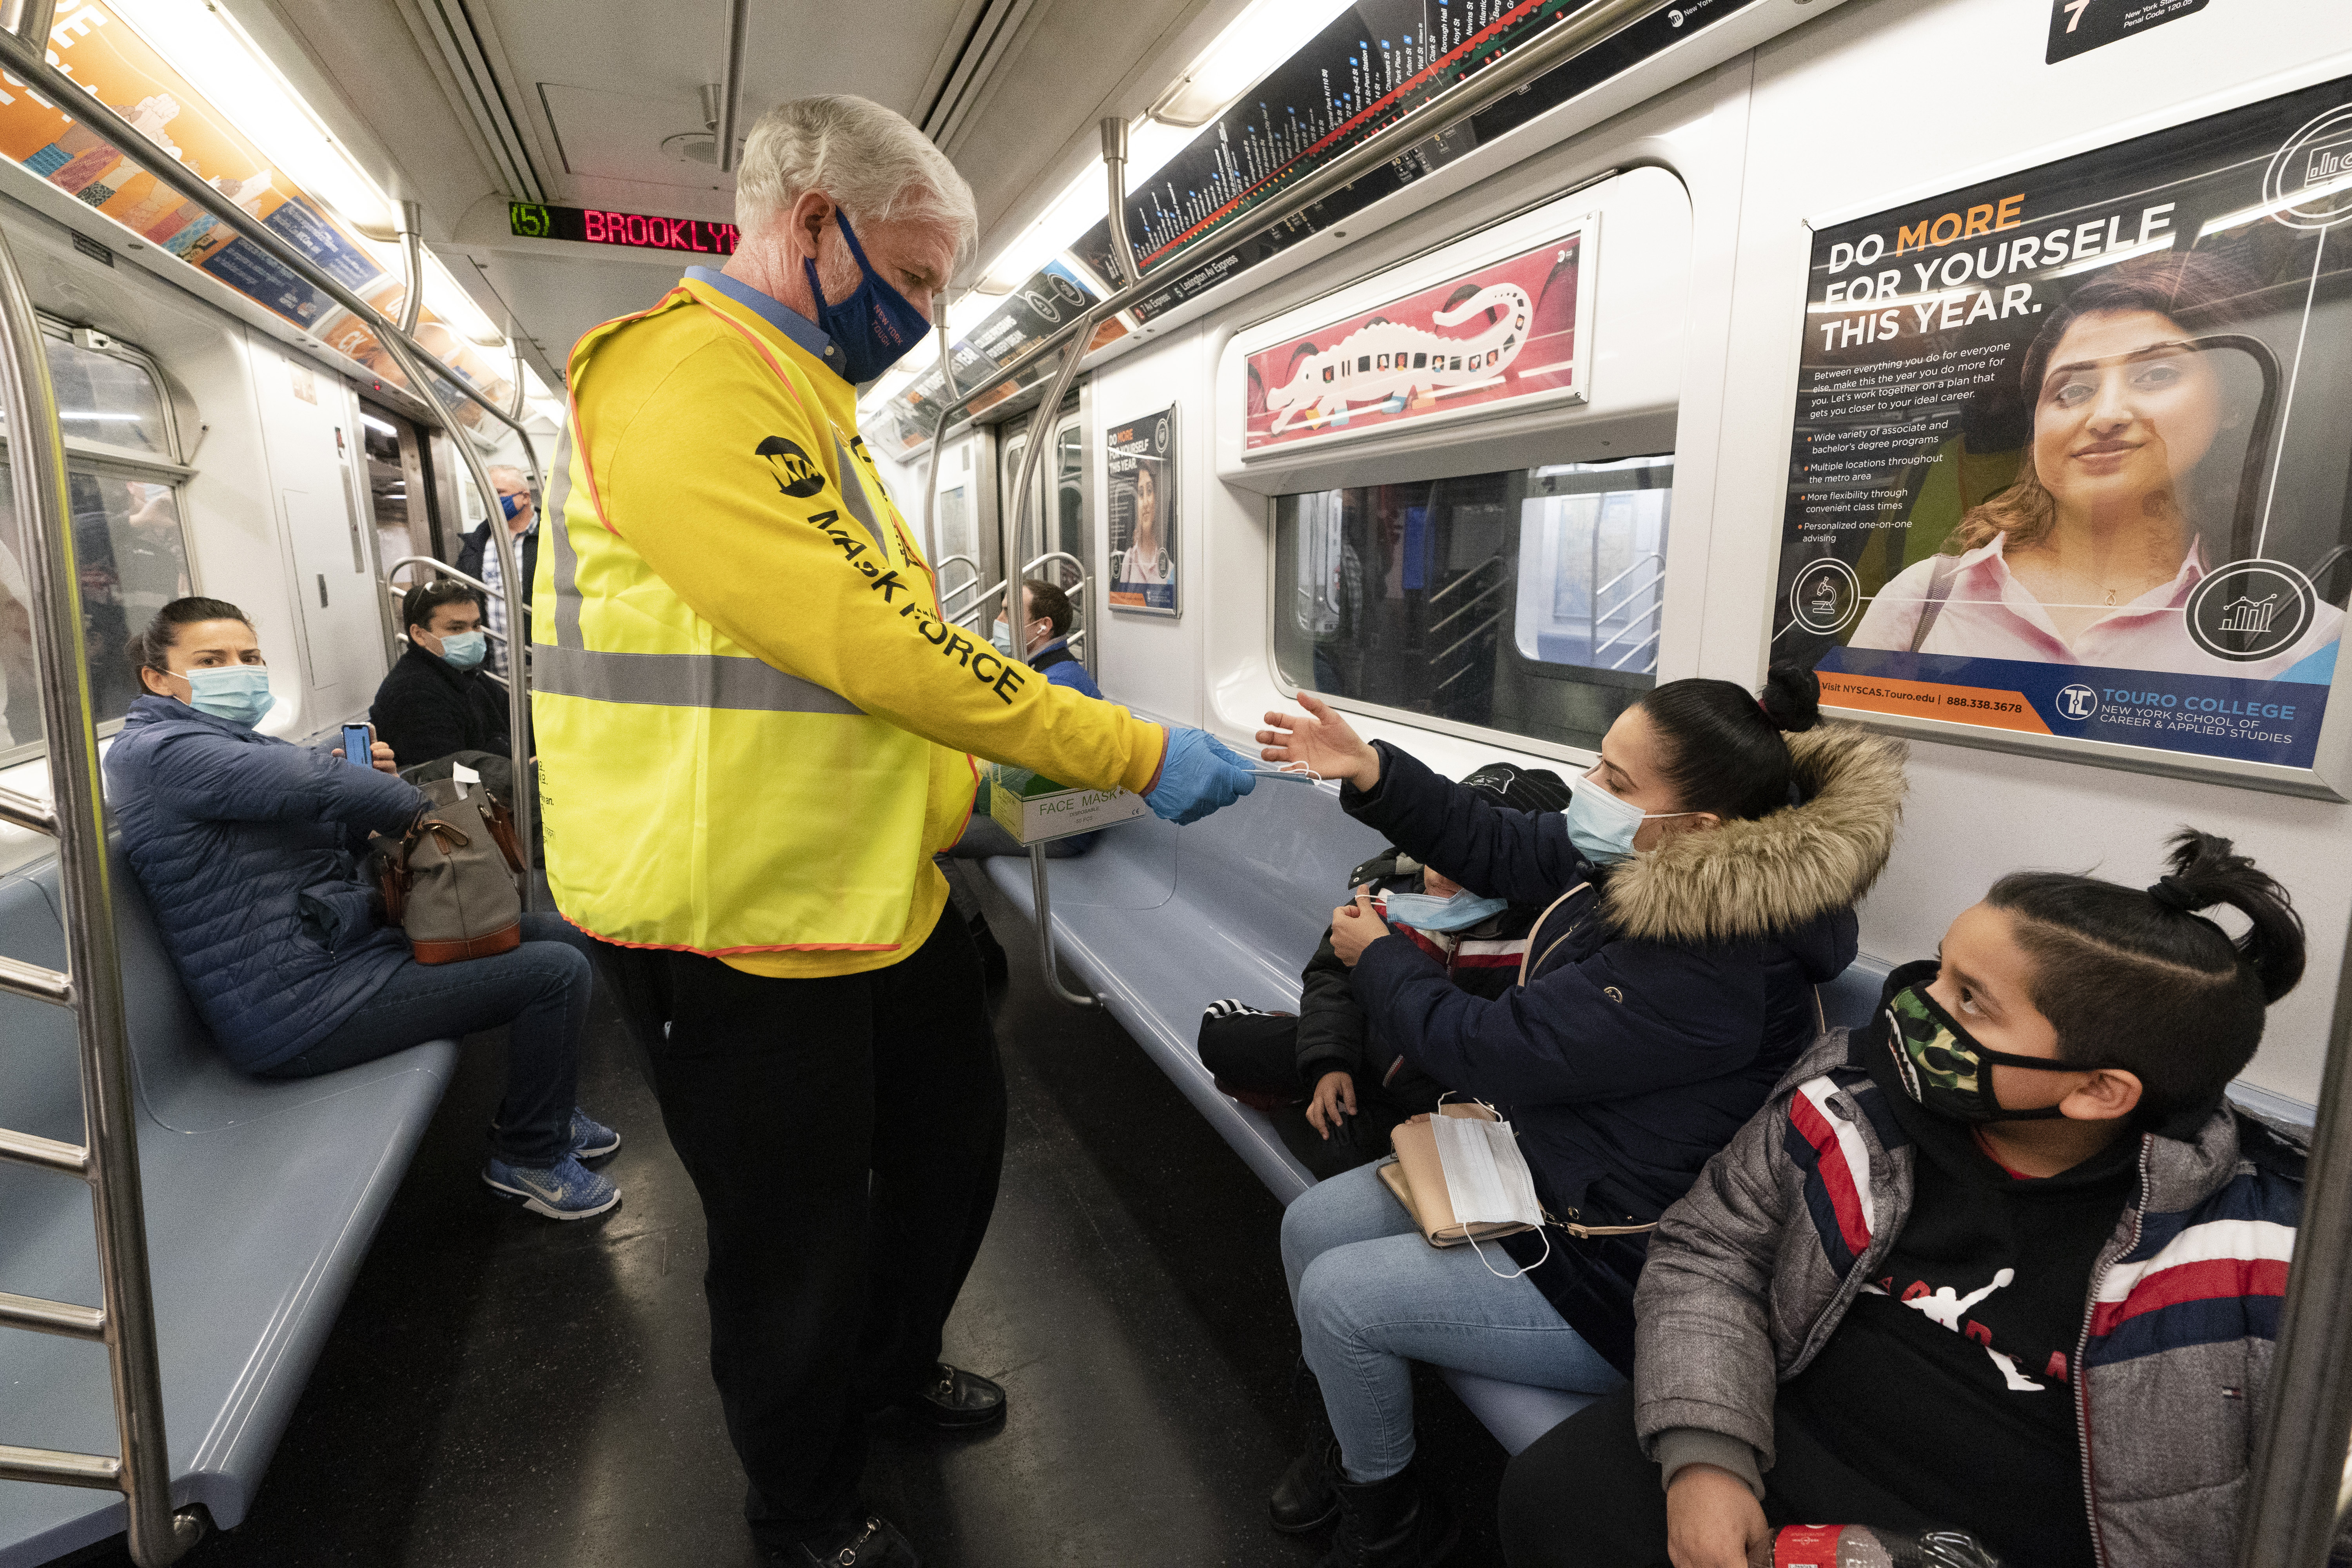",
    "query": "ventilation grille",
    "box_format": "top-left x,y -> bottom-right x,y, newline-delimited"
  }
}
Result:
397,0 -> 547,203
